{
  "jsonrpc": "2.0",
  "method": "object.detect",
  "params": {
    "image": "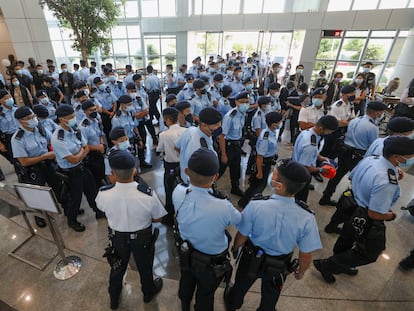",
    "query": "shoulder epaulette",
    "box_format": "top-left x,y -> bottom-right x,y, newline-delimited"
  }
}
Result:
230,109 -> 237,117
336,101 -> 343,107
57,129 -> 64,141
200,137 -> 208,148
15,129 -> 24,140
295,200 -> 315,214
257,110 -> 261,116
99,184 -> 115,191
37,124 -> 46,137
115,110 -> 122,117
252,193 -> 270,200
263,131 -> 269,140
310,134 -> 317,146
388,169 -> 398,185
189,94 -> 195,100
137,183 -> 152,196
81,119 -> 90,127
209,189 -> 228,200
